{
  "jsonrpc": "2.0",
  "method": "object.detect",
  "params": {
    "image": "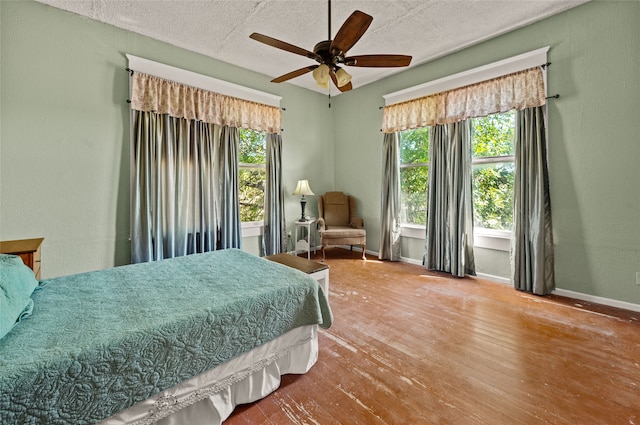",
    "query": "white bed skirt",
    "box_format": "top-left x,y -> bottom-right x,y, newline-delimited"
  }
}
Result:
100,325 -> 319,425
